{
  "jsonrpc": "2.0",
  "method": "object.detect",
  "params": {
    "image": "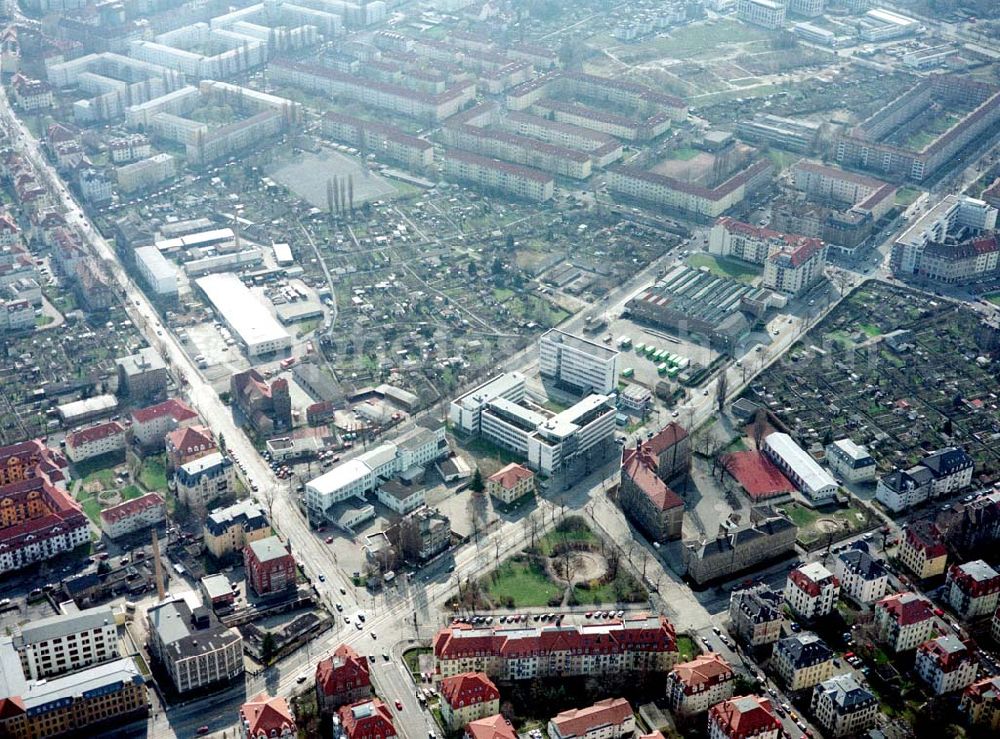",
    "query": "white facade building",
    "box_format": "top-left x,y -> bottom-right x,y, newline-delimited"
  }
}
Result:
737,0 -> 786,28
810,674 -> 879,738
134,245 -> 178,298
825,439 -> 876,483
195,273 -> 291,357
785,562 -> 840,620
14,606 -> 118,680
834,548 -> 889,604
763,432 -> 838,504
539,329 -> 620,395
